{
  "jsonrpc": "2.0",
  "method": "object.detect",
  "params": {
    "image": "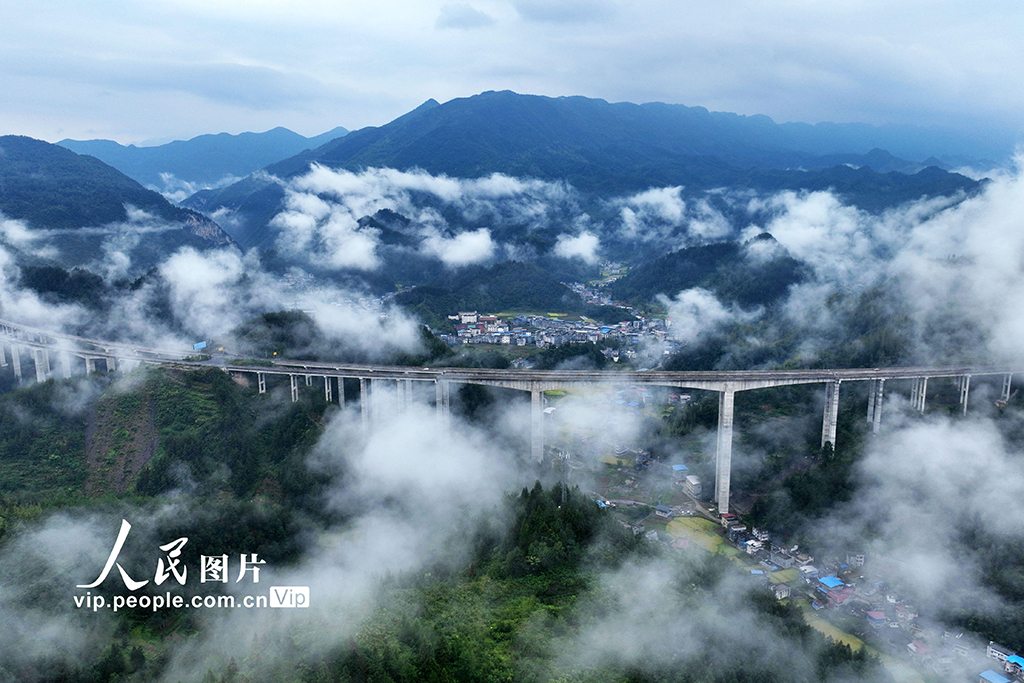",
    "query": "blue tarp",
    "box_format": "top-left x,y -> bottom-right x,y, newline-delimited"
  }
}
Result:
672,464 -> 689,471
819,576 -> 844,589
192,341 -> 207,351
